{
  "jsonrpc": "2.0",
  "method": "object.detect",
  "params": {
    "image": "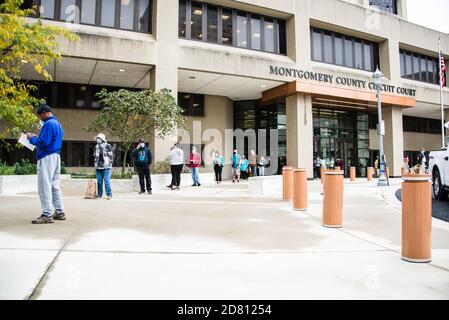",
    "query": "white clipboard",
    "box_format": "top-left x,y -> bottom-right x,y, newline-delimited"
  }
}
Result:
18,133 -> 36,151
